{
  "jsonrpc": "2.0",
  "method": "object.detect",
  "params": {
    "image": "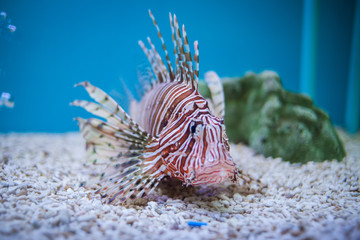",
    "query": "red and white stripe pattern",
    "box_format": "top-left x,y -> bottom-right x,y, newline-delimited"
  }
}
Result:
134,11 -> 235,186
134,80 -> 235,184
72,10 -> 260,204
